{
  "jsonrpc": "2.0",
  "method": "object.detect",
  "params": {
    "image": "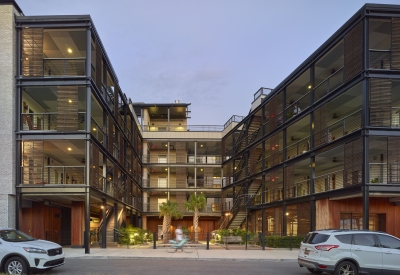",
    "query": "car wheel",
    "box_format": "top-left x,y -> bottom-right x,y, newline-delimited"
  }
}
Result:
5,256 -> 29,275
335,261 -> 357,275
307,267 -> 323,274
